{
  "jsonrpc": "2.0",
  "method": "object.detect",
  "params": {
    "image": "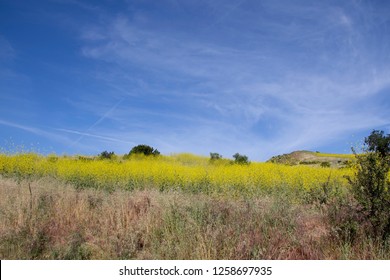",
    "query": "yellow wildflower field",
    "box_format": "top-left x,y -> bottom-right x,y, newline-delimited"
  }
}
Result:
0,153 -> 353,198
